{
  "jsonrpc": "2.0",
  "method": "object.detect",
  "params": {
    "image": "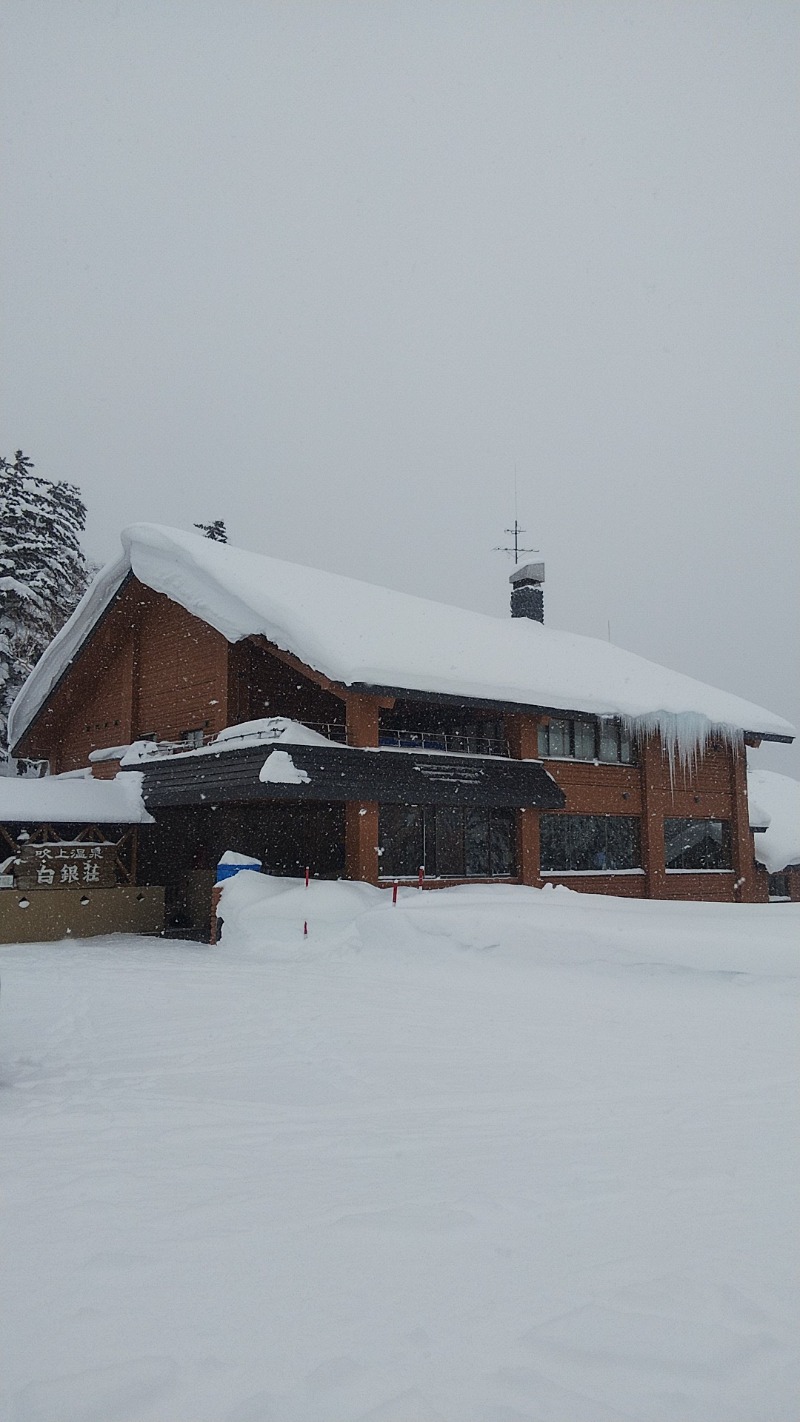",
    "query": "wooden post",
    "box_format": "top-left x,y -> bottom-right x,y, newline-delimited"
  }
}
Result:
640,732 -> 667,899
345,801 -> 379,883
345,693 -> 380,748
344,693 -> 380,884
506,713 -> 542,887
